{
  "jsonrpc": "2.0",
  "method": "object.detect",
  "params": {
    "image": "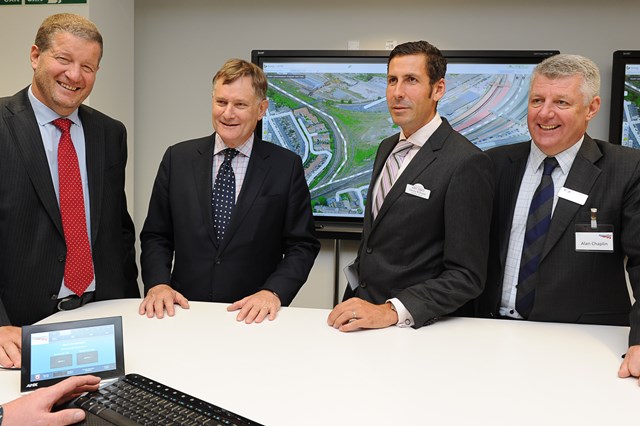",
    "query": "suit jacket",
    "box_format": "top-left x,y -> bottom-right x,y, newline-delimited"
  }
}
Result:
140,134 -> 320,306
344,118 -> 494,327
0,88 -> 139,326
476,136 -> 640,346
